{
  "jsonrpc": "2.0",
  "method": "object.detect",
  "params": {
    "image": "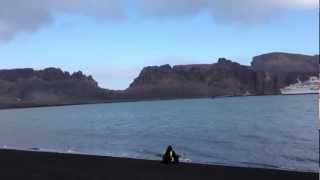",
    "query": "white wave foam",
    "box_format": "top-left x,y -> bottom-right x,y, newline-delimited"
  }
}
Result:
180,158 -> 192,163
